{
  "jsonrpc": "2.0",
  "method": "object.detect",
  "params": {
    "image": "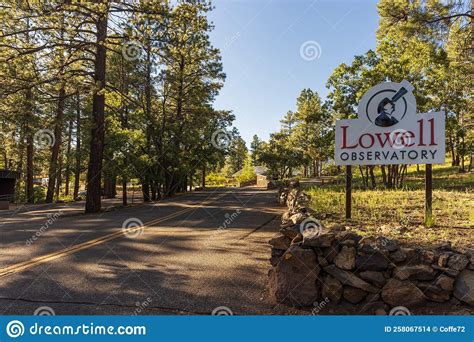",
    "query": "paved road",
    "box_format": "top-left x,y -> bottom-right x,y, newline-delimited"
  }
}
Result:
0,188 -> 302,315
